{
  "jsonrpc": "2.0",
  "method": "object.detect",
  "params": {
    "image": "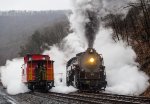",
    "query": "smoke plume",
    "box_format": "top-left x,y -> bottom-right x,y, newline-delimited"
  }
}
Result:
70,0 -> 103,48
